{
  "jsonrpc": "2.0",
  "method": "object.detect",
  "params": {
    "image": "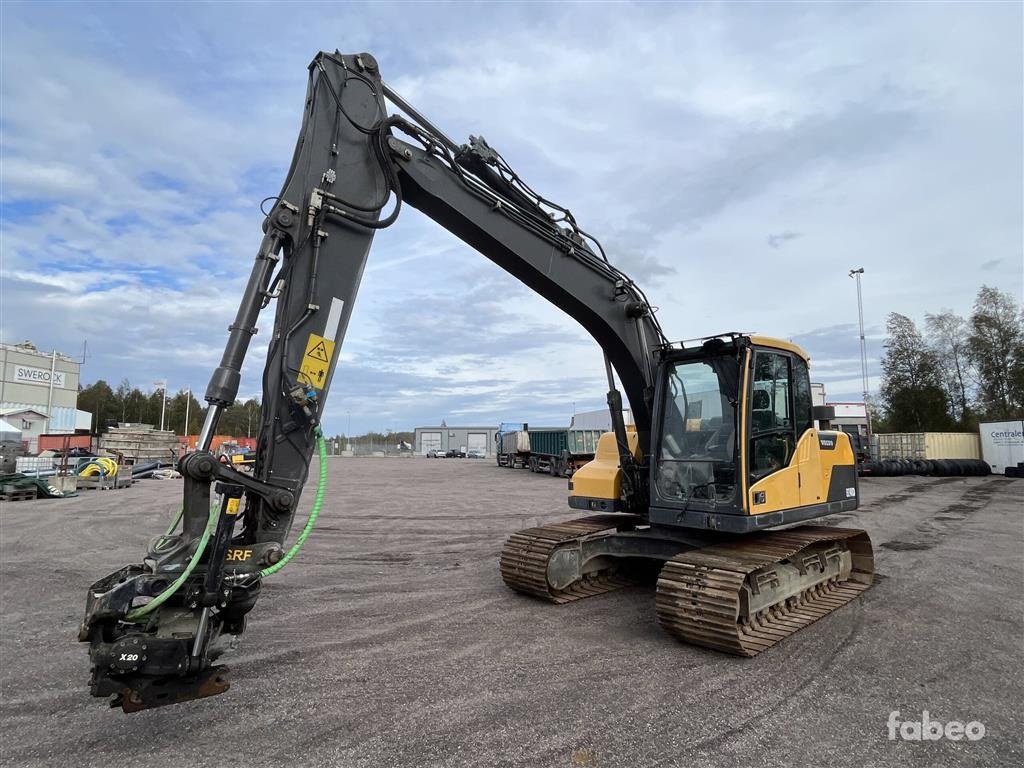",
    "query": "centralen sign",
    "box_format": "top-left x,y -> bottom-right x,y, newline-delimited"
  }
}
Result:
14,365 -> 66,388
